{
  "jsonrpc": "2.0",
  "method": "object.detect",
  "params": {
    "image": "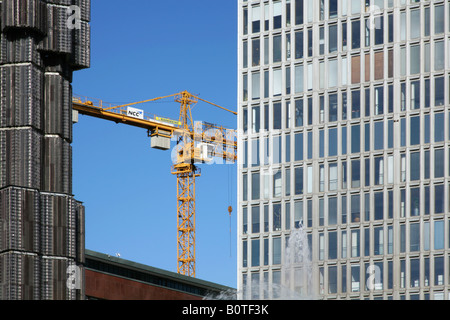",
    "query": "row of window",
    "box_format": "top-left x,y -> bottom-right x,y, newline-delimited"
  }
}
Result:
243,185 -> 450,234
242,0 -> 446,38
243,51 -> 448,103
243,238 -> 450,294
243,78 -> 447,134
243,263 -> 449,300
243,37 -> 447,87
318,255 -> 449,296
243,123 -> 449,175
243,184 -> 450,235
